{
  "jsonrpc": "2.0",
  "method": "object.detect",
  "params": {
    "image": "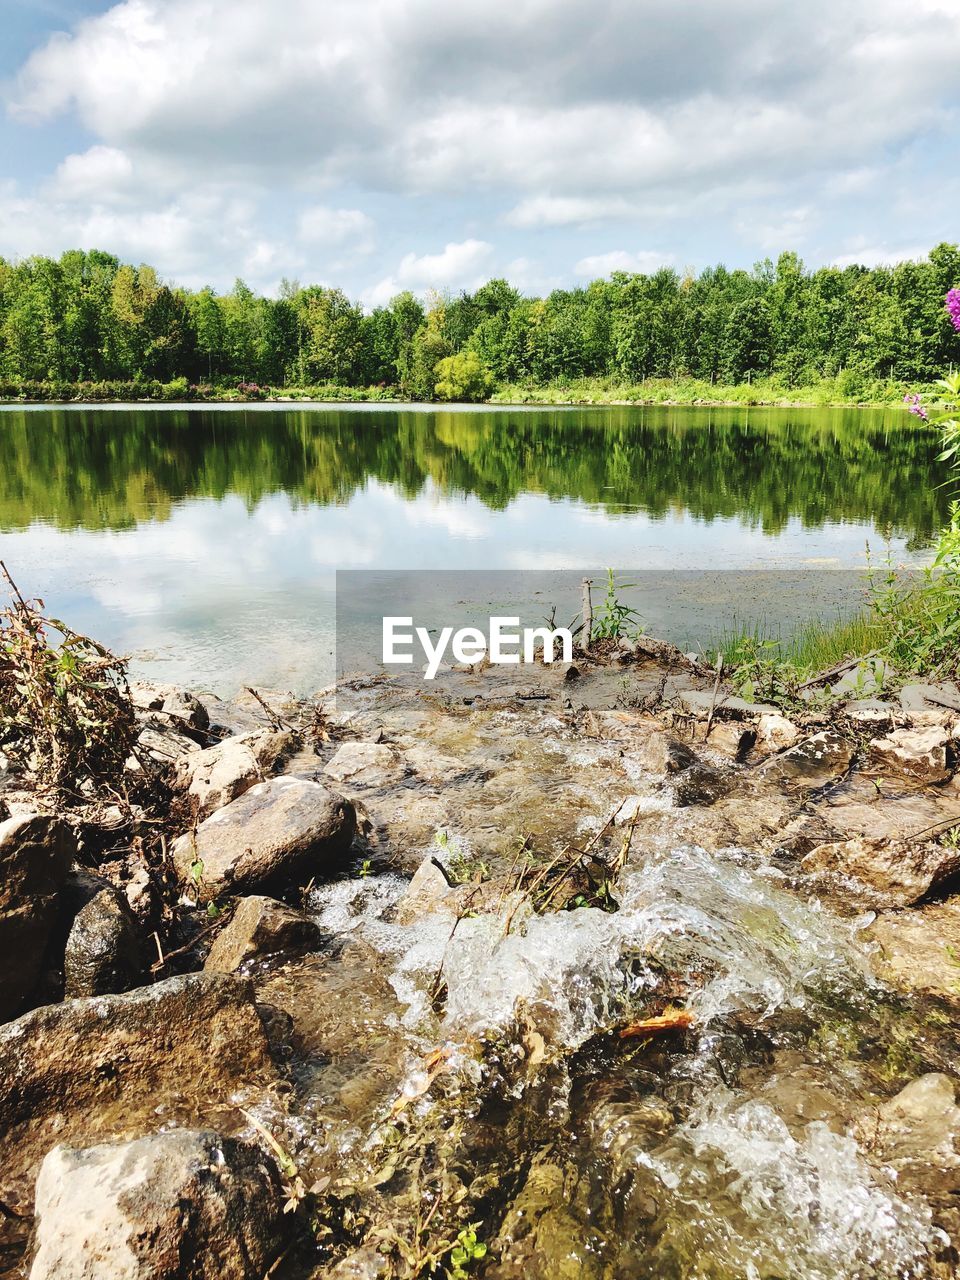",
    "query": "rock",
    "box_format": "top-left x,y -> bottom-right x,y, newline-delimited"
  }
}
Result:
171,776 -> 356,898
128,681 -> 180,712
323,741 -> 403,787
63,885 -> 143,998
869,726 -> 952,785
672,762 -> 728,807
175,730 -> 297,820
131,720 -> 201,767
161,689 -> 210,731
819,793 -> 953,841
801,836 -> 960,906
900,682 -> 960,726
758,731 -> 854,790
489,1155 -> 603,1280
0,814 -> 73,1021
638,734 -> 698,776
205,896 -> 325,972
402,745 -> 465,783
395,856 -> 474,925
872,1074 -> 960,1169
678,688 -> 779,719
831,656 -> 887,698
845,698 -> 895,730
29,1129 -> 288,1279
768,812 -> 838,859
867,902 -> 960,997
757,713 -> 799,752
0,972 -> 278,1218
703,722 -> 756,761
